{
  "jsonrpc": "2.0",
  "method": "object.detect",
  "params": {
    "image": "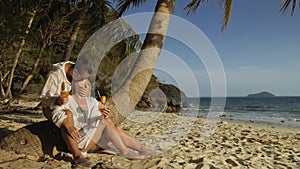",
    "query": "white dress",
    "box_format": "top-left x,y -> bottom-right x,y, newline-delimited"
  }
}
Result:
53,96 -> 103,149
